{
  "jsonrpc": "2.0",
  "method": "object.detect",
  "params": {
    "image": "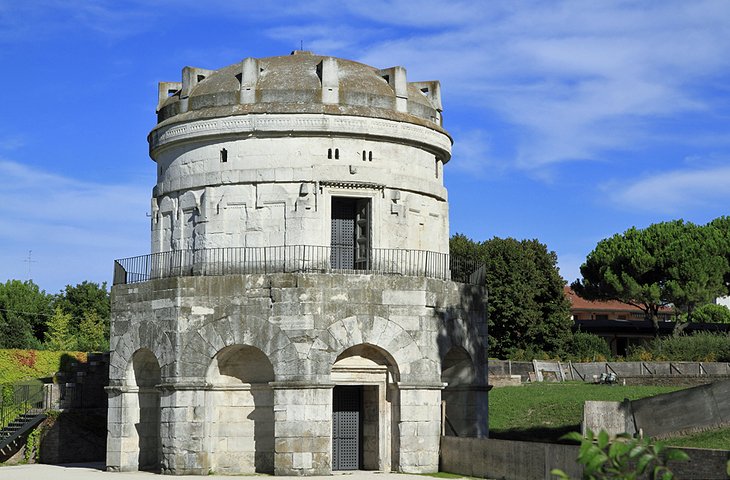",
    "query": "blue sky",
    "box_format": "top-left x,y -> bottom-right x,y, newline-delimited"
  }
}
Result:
0,1 -> 729,295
